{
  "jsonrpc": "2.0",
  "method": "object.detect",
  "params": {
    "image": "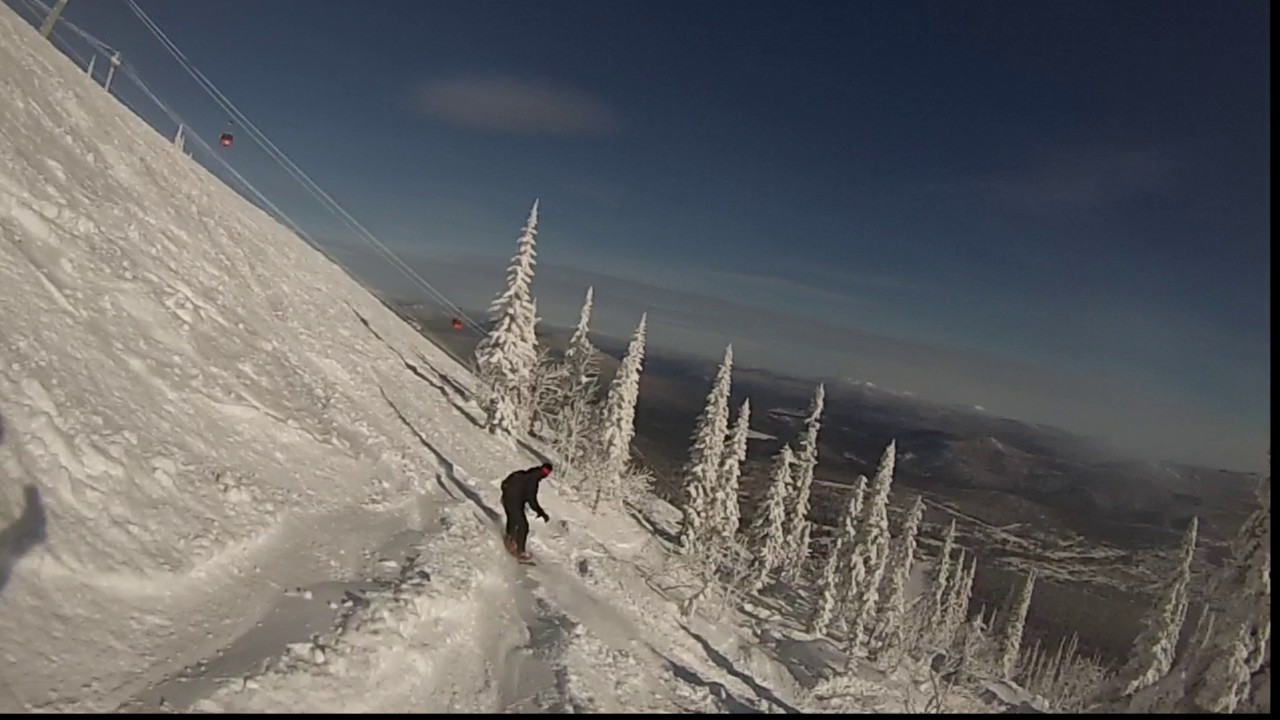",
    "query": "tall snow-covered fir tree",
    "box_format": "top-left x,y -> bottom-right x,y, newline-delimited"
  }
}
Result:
809,475 -> 867,636
713,398 -> 751,542
474,200 -> 541,437
941,550 -> 976,650
1111,516 -> 1198,700
562,287 -> 598,391
746,444 -> 795,591
998,568 -> 1037,679
783,383 -> 824,580
552,286 -> 600,464
921,518 -> 958,646
680,345 -> 734,557
844,440 -> 897,648
1168,464 -> 1270,714
871,493 -> 925,652
593,314 -> 647,509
